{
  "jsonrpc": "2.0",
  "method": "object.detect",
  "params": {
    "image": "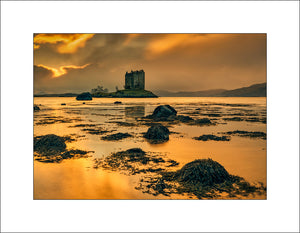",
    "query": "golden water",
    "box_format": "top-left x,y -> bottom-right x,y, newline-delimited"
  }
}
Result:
34,97 -> 266,199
